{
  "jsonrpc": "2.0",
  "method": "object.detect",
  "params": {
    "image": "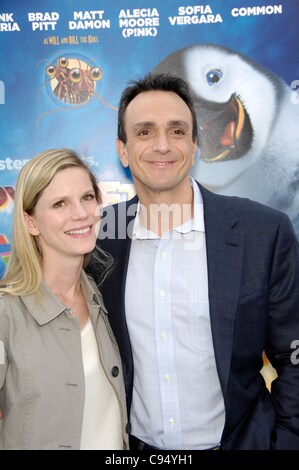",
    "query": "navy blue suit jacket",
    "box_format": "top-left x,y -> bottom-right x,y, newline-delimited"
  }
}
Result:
89,182 -> 299,450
